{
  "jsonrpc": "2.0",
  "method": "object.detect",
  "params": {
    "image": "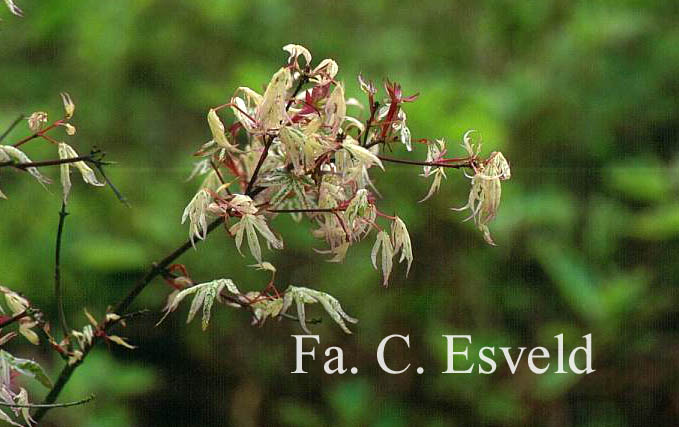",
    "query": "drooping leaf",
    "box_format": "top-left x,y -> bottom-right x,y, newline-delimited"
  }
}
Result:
157,279 -> 233,331
229,214 -> 283,263
0,145 -> 51,188
281,286 -> 358,334
391,217 -> 413,275
342,139 -> 384,170
371,231 -> 394,287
